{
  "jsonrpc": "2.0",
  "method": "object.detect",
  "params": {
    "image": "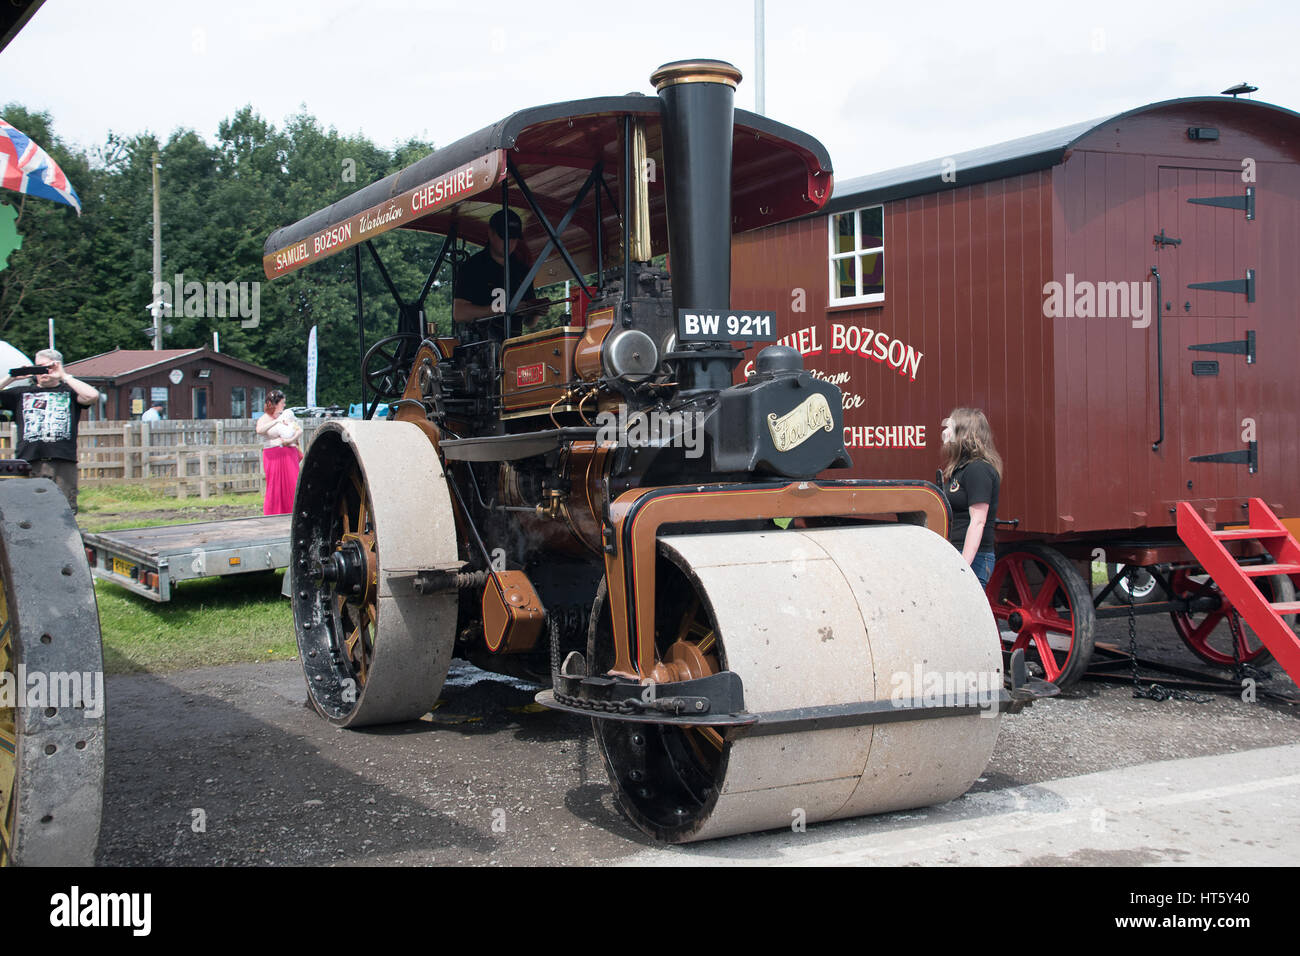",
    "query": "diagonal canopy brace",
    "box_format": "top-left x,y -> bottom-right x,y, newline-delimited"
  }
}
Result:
504,155 -> 599,314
